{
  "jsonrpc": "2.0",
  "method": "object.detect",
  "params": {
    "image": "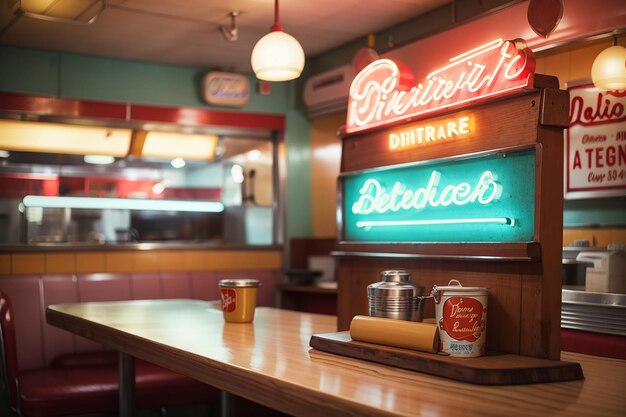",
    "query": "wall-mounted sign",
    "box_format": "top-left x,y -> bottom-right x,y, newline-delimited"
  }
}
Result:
202,72 -> 250,107
565,82 -> 626,199
342,148 -> 535,243
346,38 -> 535,134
